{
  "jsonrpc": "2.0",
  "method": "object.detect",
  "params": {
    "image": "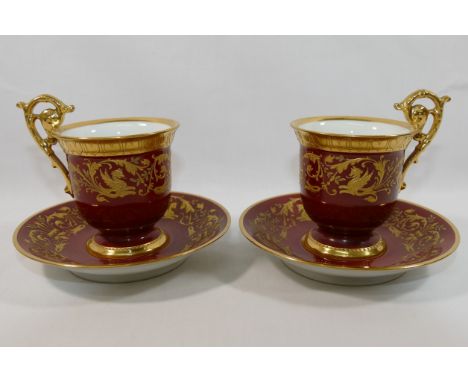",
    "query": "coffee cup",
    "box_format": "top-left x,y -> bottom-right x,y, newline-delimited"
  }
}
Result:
18,94 -> 178,258
291,89 -> 450,261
